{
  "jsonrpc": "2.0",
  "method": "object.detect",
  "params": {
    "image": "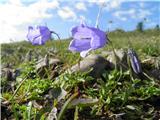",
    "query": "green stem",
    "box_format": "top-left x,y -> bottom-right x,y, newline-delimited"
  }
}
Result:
20,79 -> 31,102
74,106 -> 79,120
51,31 -> 60,40
143,71 -> 155,82
78,56 -> 81,71
108,39 -> 118,70
27,101 -> 33,120
57,92 -> 78,120
9,77 -> 27,101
